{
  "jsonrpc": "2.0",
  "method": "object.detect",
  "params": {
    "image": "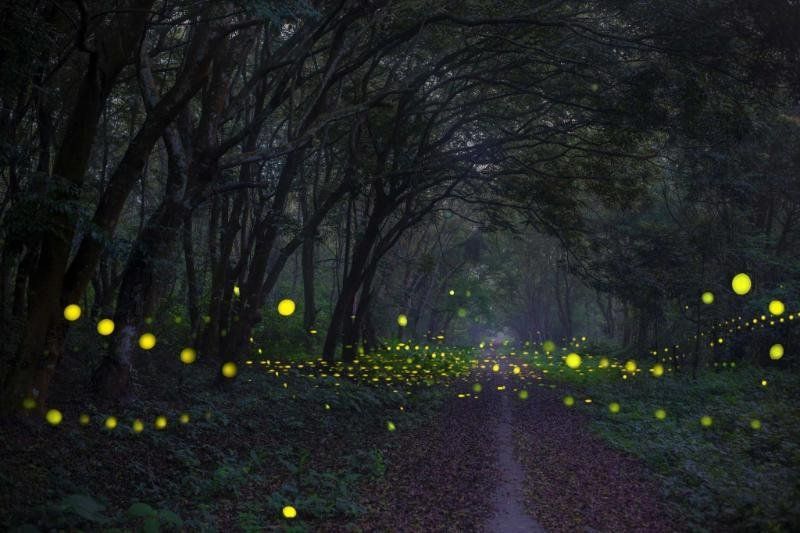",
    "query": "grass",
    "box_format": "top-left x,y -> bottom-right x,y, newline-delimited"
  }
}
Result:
520,344 -> 800,532
0,332 -> 478,532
